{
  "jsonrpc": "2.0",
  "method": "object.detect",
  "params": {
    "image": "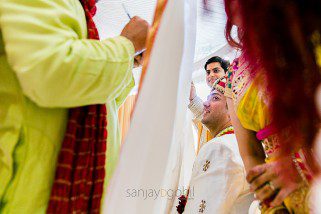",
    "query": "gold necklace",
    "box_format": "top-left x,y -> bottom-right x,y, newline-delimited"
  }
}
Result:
215,126 -> 234,138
